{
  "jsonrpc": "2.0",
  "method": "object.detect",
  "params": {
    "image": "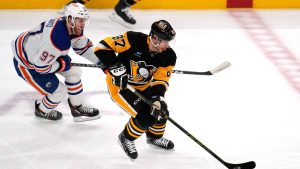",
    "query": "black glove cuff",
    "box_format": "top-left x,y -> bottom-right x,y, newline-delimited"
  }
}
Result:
108,63 -> 126,76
